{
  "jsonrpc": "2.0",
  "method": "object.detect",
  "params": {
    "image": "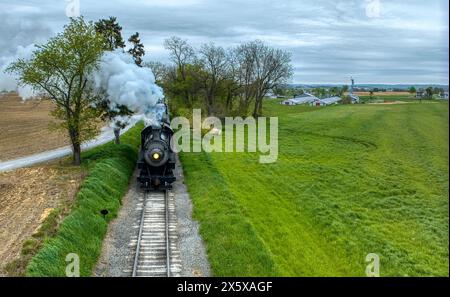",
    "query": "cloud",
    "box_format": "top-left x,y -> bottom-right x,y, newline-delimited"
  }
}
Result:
0,0 -> 448,84
0,12 -> 53,58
